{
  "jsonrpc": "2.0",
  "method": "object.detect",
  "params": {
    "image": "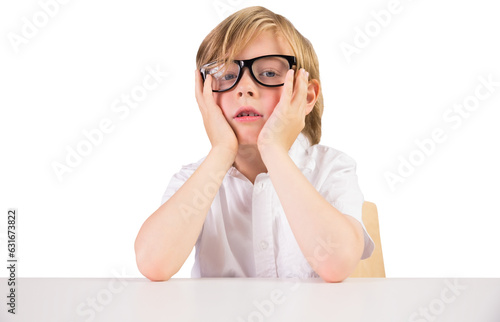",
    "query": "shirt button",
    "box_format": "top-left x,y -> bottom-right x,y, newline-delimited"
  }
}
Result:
260,241 -> 268,250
